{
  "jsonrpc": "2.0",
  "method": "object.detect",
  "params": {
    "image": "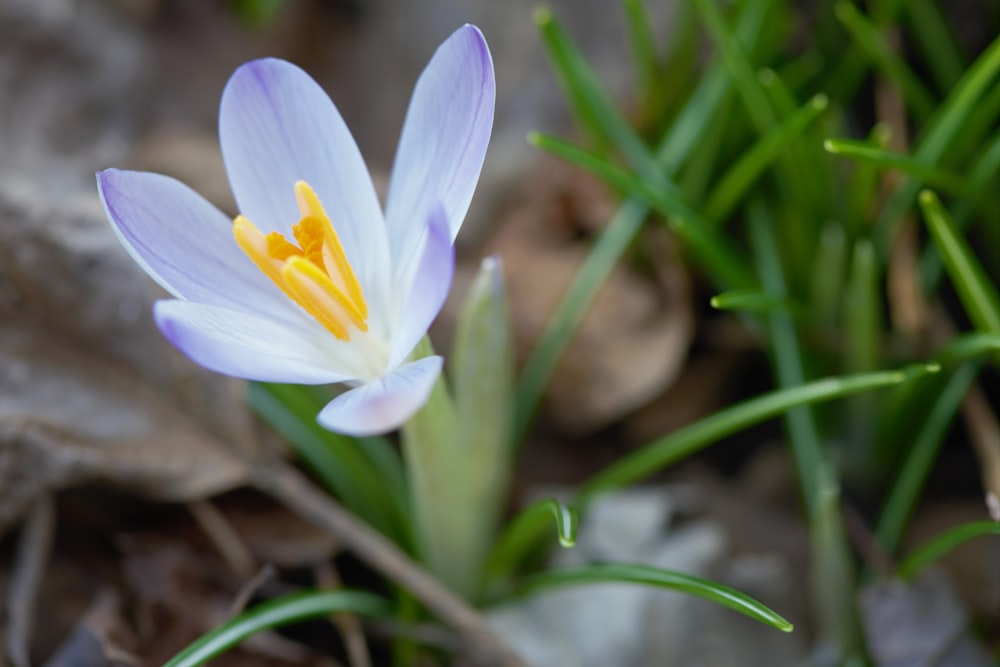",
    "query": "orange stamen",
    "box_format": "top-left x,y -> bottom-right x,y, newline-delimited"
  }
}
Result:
232,183 -> 370,342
